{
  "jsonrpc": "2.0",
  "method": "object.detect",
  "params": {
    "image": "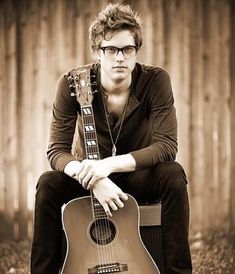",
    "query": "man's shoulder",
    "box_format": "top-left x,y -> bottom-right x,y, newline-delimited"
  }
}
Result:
135,62 -> 169,77
133,63 -> 171,87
